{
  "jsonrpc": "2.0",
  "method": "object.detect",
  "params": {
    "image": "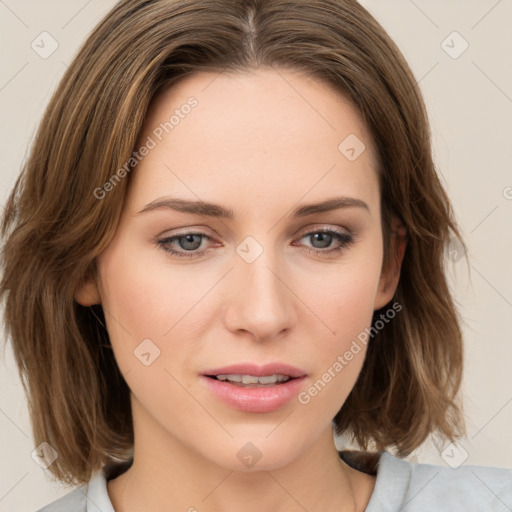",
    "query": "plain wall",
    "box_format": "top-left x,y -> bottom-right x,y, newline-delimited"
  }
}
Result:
0,1 -> 511,510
